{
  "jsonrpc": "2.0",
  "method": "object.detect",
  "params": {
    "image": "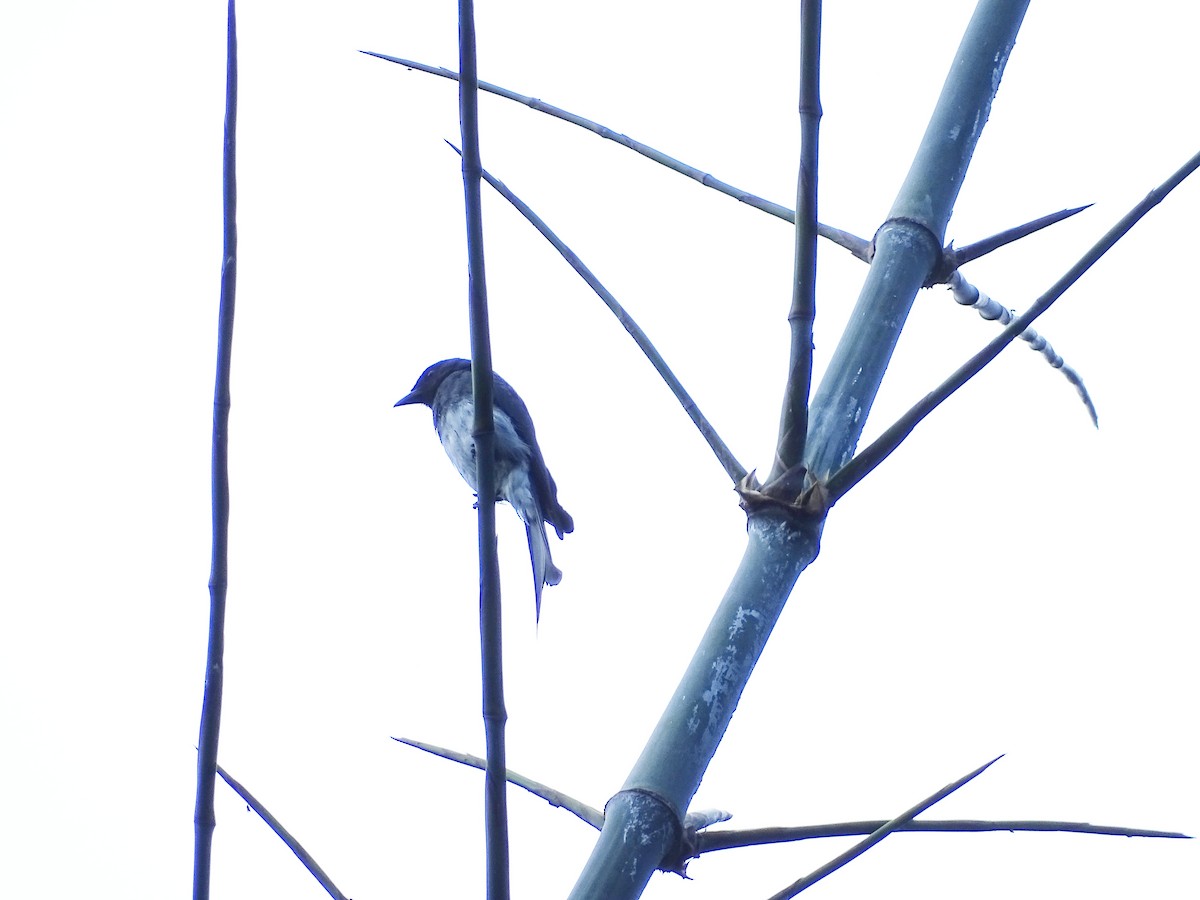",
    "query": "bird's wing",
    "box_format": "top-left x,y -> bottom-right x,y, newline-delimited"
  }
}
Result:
492,376 -> 573,537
